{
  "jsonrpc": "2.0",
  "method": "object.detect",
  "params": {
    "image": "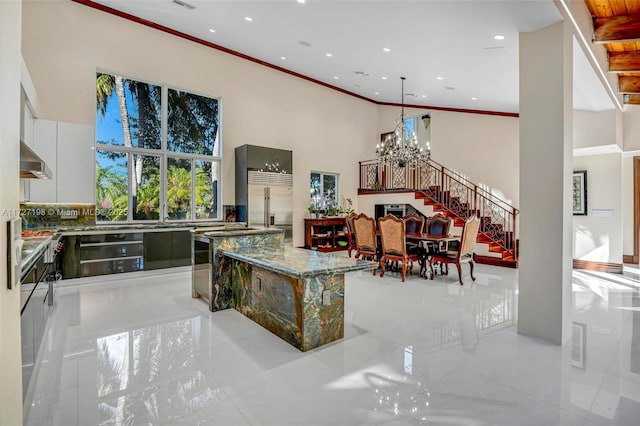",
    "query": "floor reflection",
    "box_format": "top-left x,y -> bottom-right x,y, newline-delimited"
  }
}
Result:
23,266 -> 640,426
